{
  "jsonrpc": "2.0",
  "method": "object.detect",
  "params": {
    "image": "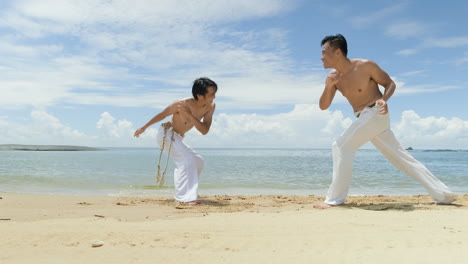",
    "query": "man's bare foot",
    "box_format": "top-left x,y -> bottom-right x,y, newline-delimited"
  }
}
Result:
175,200 -> 202,209
185,200 -> 202,205
313,203 -> 334,209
